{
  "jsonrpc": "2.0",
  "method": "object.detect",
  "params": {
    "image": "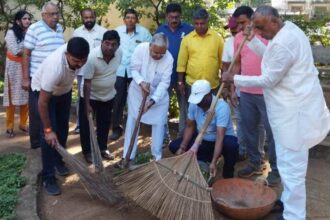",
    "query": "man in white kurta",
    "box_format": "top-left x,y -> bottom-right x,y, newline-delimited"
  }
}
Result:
222,6 -> 330,220
123,33 -> 173,161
